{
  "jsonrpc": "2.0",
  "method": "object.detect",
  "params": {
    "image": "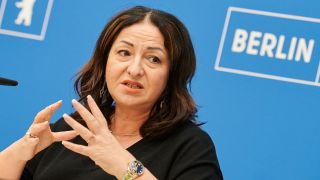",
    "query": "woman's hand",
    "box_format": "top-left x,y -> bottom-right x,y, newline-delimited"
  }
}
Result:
61,95 -> 135,178
18,101 -> 78,161
0,101 -> 79,180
